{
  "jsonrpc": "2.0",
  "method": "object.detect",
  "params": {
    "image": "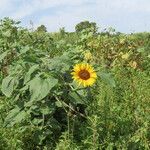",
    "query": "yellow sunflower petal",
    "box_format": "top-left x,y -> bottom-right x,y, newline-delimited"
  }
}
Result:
73,65 -> 80,72
90,72 -> 97,78
71,63 -> 97,87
